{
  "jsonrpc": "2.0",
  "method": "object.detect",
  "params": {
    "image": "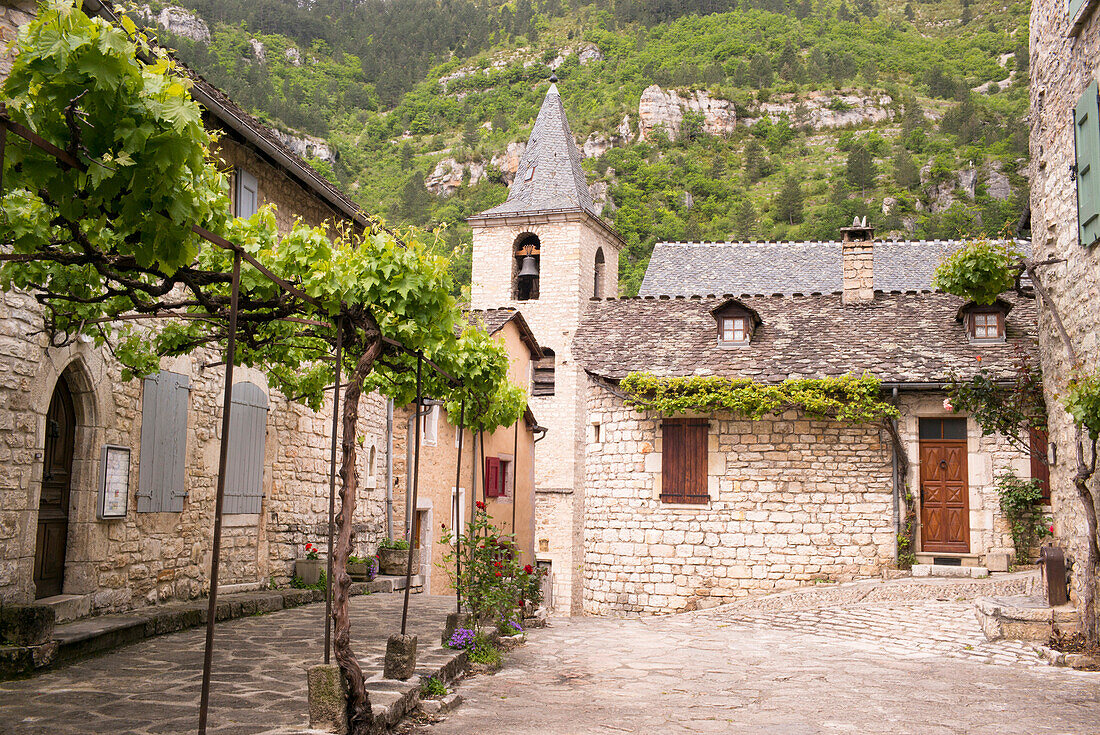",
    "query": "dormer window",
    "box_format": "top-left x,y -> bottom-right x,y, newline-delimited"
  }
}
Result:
957,299 -> 1010,344
712,298 -> 761,347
